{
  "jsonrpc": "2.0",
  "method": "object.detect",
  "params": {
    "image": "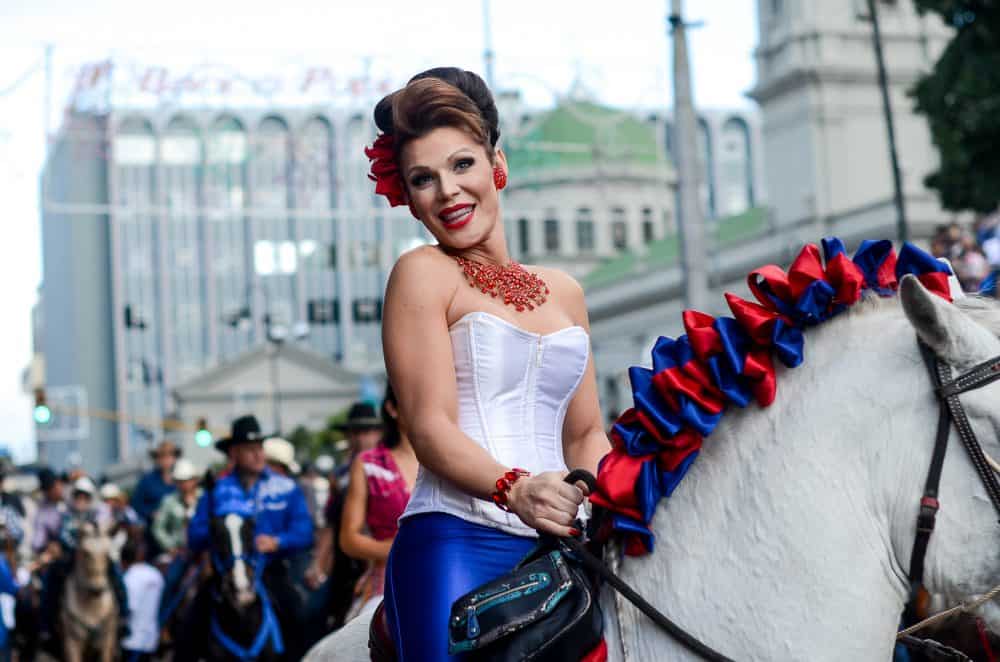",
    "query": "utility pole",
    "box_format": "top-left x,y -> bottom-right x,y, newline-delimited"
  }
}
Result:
44,44 -> 53,158
670,0 -> 709,310
866,0 -> 908,243
482,0 -> 496,89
